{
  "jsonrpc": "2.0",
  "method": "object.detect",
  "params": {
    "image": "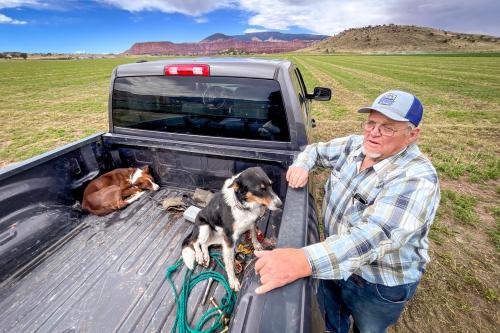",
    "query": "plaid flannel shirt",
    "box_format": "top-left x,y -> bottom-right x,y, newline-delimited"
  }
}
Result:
295,135 -> 440,286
